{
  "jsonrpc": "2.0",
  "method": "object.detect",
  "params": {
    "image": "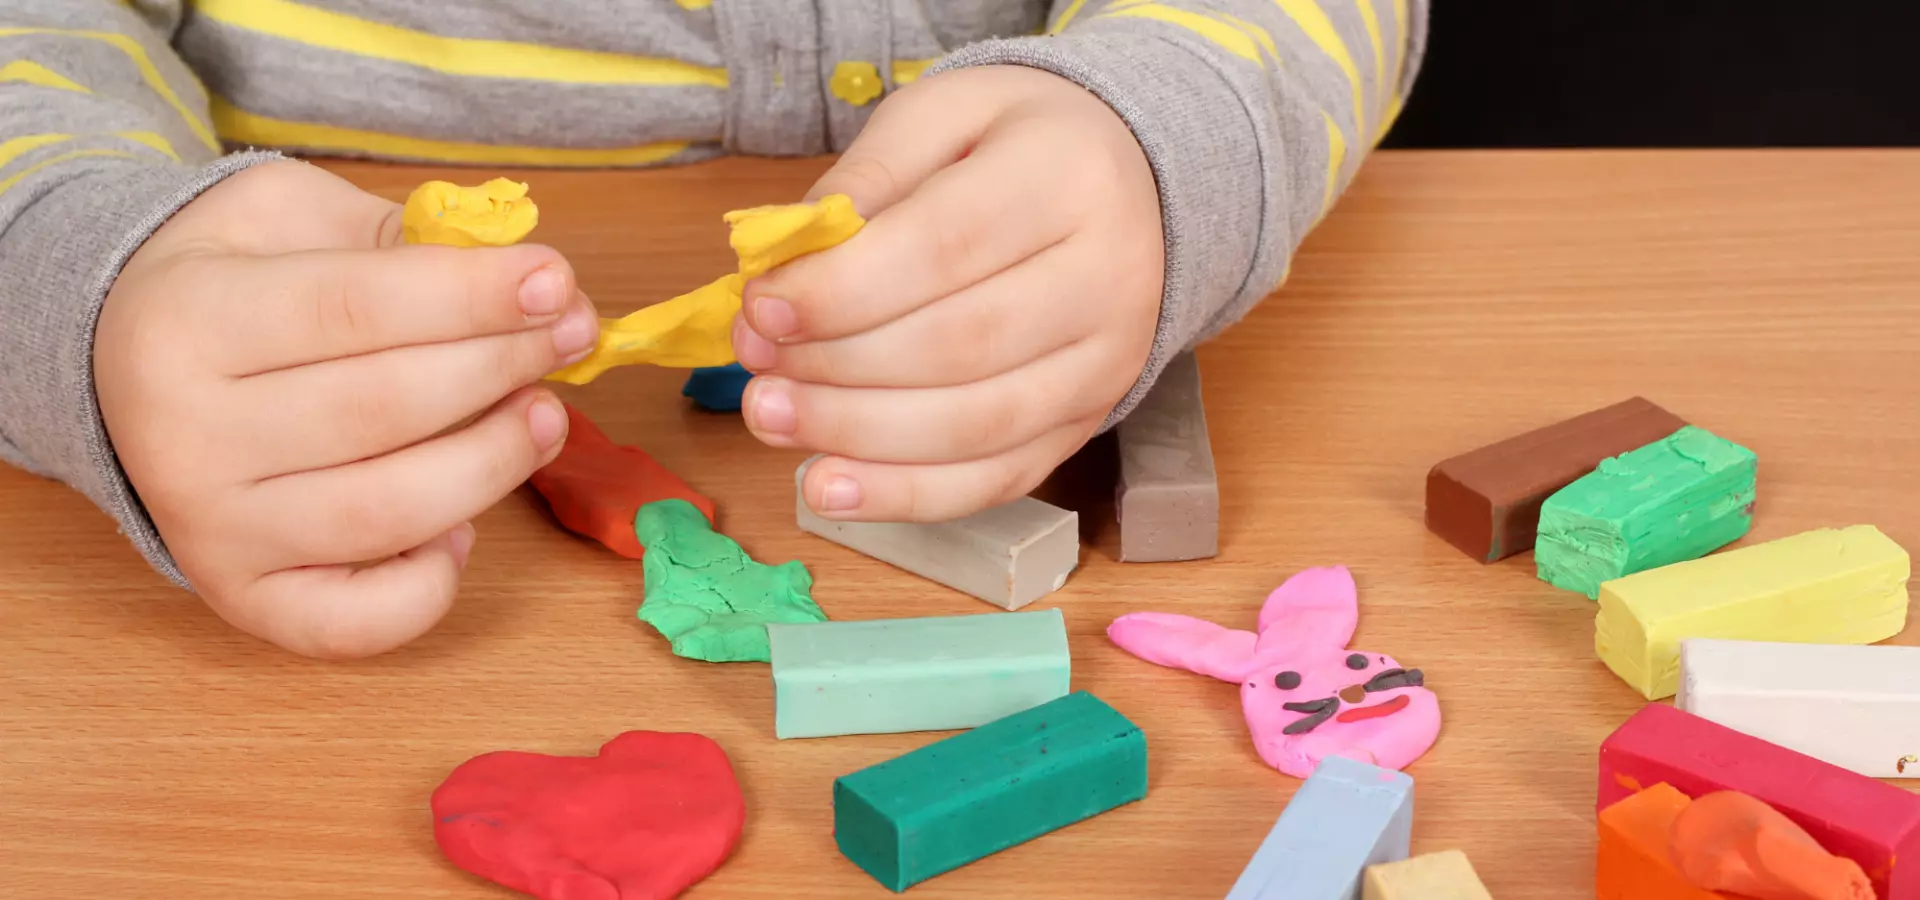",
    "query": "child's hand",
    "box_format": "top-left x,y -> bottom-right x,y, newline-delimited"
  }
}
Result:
734,65 -> 1165,522
95,161 -> 599,658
